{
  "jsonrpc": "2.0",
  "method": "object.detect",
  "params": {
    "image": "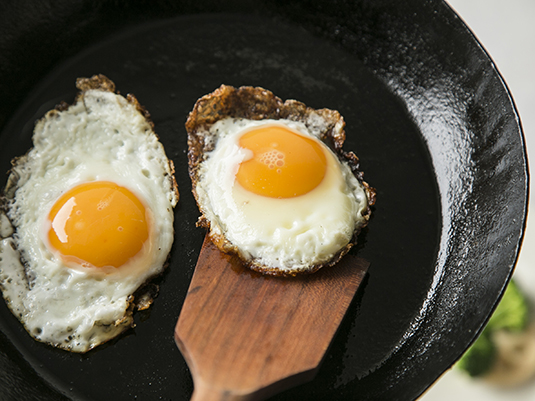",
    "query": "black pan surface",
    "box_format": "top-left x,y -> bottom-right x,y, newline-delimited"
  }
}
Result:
0,1 -> 528,400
